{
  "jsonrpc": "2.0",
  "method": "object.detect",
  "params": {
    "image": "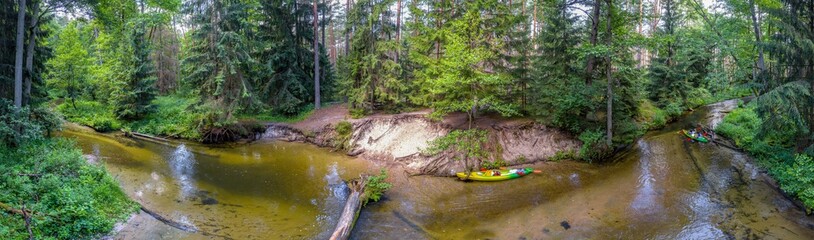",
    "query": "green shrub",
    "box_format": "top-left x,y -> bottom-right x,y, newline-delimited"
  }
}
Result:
126,96 -> 201,139
780,154 -> 814,213
663,101 -> 685,118
686,88 -> 713,109
56,100 -> 122,132
716,107 -> 760,147
349,108 -> 367,119
550,150 -> 576,162
0,138 -> 137,239
578,129 -> 609,163
363,169 -> 392,206
481,158 -> 507,169
334,121 -> 353,151
0,99 -> 62,146
637,100 -> 668,130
